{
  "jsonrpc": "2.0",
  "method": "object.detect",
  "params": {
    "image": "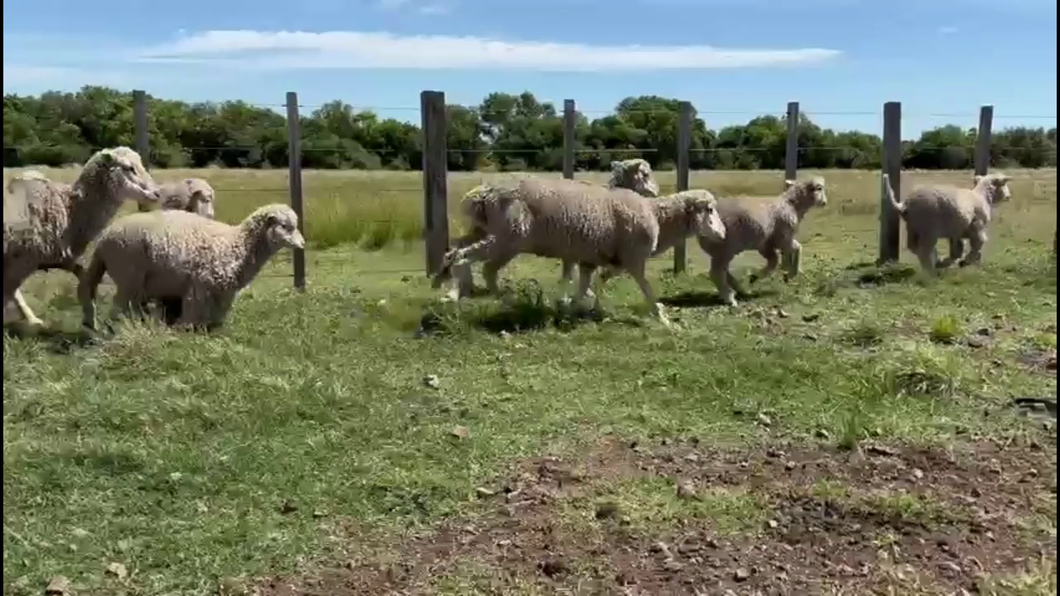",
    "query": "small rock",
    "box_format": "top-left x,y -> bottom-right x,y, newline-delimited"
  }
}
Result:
766,519 -> 779,529
423,374 -> 441,389
312,509 -> 327,519
705,537 -> 720,549
676,480 -> 698,500
475,487 -> 496,498
756,413 -> 773,427
784,461 -> 796,471
865,443 -> 898,457
44,576 -> 70,596
105,562 -> 127,579
802,313 -> 820,322
814,428 -> 831,440
733,568 -> 751,582
911,468 -> 924,480
966,336 -> 987,348
449,425 -> 469,439
938,561 -> 962,575
683,453 -> 700,463
776,308 -> 790,319
976,327 -> 993,337
650,541 -> 673,557
71,527 -> 89,538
